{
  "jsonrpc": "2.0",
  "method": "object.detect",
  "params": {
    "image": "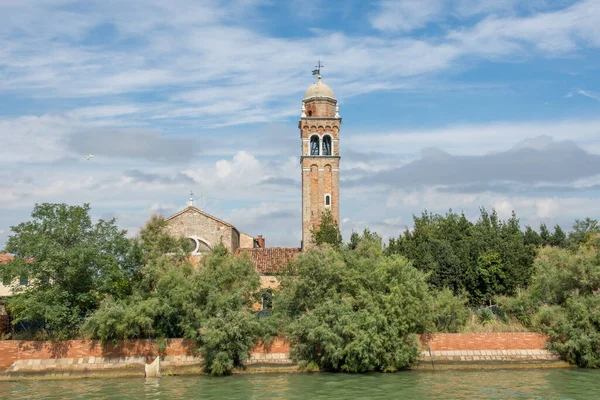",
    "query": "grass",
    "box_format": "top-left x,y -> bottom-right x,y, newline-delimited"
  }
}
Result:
460,311 -> 529,333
